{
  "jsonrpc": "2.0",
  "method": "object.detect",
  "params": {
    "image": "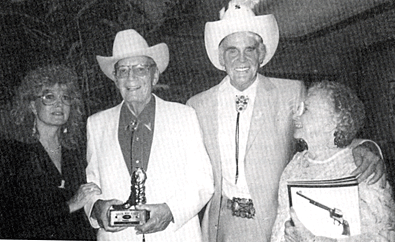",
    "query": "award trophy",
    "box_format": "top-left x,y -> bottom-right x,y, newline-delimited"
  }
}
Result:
109,167 -> 150,226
